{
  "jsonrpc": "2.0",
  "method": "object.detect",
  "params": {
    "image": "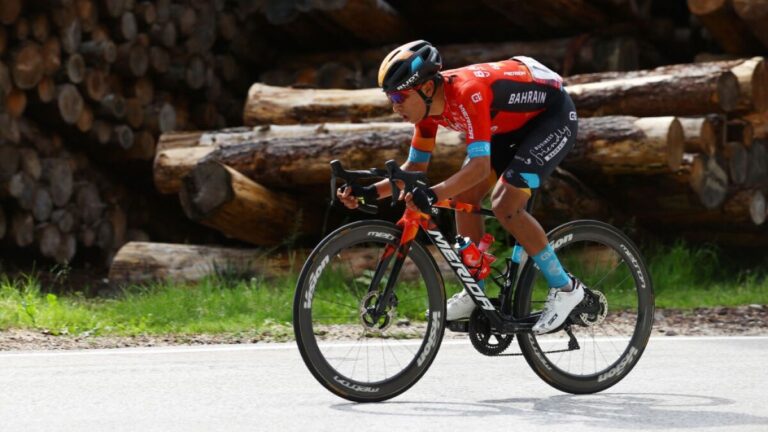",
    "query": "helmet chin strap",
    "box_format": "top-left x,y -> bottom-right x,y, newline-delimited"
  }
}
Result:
415,87 -> 433,122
